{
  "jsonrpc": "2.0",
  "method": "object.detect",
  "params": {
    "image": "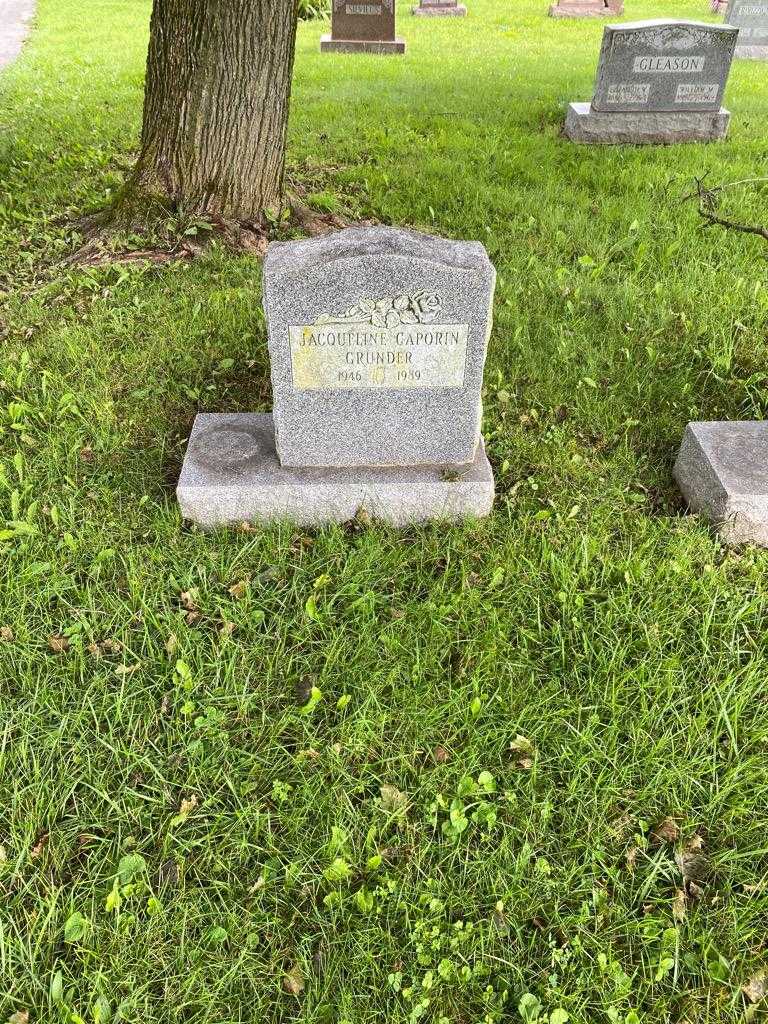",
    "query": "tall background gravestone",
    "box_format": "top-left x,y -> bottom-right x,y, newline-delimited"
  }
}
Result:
724,0 -> 768,58
549,0 -> 624,19
321,0 -> 406,52
565,19 -> 738,144
177,228 -> 496,527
